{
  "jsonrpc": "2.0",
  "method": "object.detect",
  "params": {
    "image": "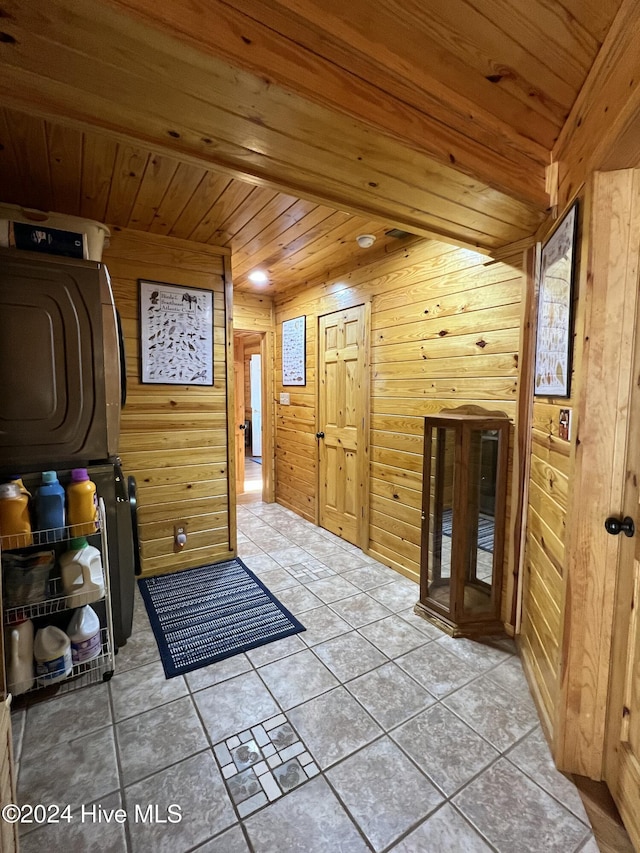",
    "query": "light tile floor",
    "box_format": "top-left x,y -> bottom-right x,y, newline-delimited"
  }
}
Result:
11,500 -> 598,853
